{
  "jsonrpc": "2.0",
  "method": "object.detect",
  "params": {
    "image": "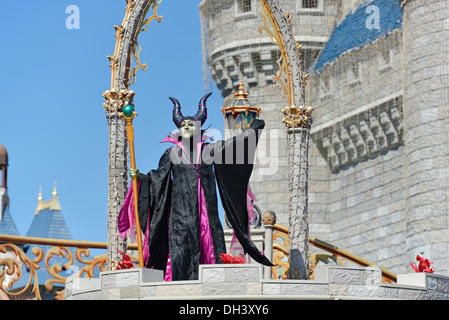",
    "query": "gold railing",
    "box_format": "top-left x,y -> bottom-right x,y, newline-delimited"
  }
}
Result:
272,224 -> 397,283
0,234 -> 138,300
1,226 -> 397,300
